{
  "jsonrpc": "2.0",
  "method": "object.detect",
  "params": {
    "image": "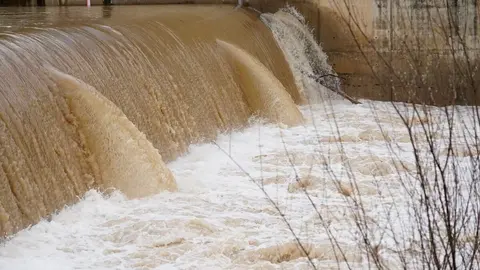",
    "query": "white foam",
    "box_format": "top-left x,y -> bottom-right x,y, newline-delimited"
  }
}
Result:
1,99 -> 477,269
